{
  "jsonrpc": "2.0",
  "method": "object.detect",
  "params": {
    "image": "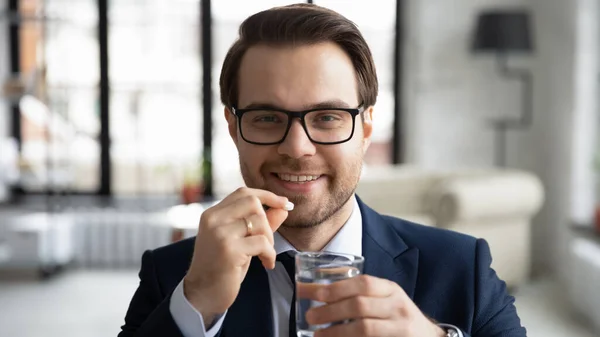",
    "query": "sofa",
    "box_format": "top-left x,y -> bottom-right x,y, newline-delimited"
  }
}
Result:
356,165 -> 544,288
